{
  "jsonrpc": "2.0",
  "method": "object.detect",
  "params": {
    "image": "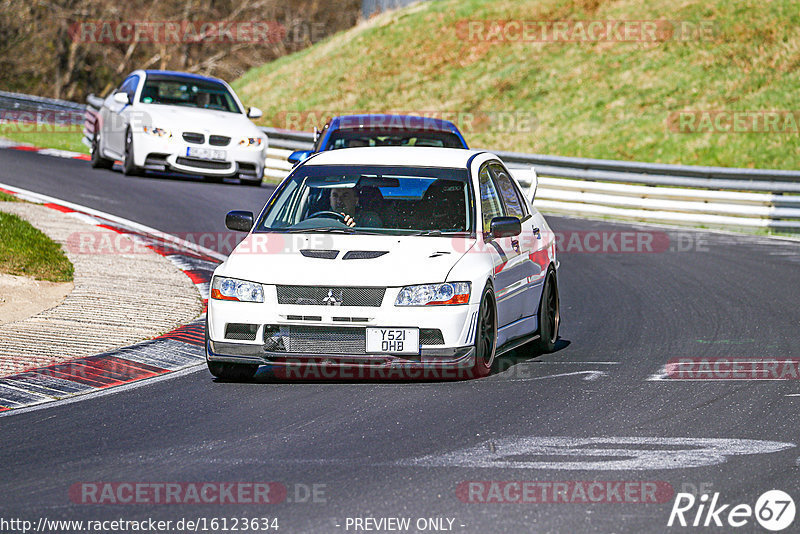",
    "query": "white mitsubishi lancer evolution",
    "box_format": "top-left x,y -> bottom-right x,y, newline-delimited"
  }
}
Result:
206,147 -> 560,380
